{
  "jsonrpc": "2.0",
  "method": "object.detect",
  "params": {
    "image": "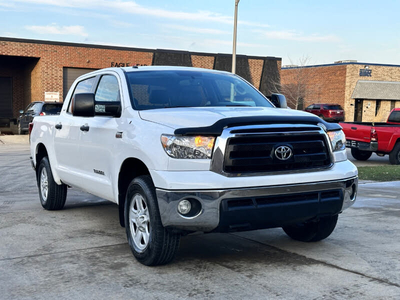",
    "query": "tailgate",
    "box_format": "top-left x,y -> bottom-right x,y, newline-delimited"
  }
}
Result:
340,122 -> 372,143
